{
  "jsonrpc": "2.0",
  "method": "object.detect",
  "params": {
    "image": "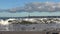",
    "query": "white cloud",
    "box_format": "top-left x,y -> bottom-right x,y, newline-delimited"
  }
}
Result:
8,2 -> 60,12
